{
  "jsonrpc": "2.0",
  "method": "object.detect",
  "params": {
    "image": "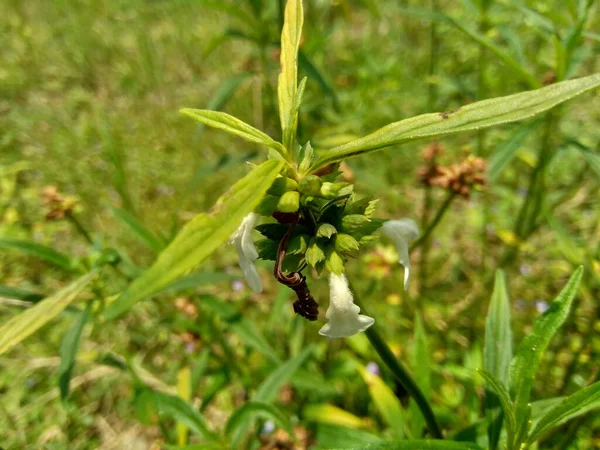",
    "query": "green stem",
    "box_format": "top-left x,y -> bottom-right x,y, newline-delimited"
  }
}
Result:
411,192 -> 456,253
361,307 -> 443,438
65,211 -> 94,245
418,187 -> 434,293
